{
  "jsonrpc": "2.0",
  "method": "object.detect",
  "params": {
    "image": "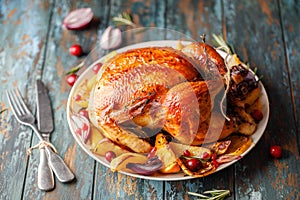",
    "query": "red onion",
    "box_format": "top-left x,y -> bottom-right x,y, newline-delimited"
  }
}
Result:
100,26 -> 122,50
63,8 -> 94,30
71,113 -> 91,143
126,156 -> 163,175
